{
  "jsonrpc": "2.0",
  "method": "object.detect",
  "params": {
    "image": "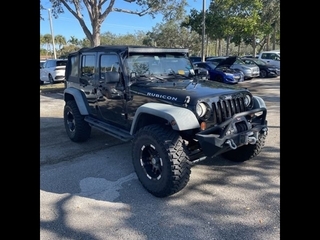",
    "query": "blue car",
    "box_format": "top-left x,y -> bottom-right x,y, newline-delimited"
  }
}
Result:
193,61 -> 244,84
